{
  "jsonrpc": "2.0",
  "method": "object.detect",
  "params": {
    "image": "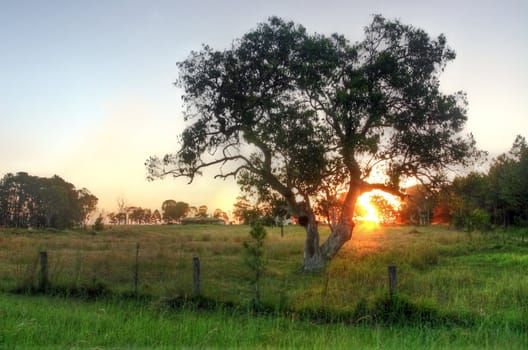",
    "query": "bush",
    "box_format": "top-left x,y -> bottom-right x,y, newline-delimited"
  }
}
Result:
451,208 -> 491,232
93,216 -> 104,231
469,208 -> 491,232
